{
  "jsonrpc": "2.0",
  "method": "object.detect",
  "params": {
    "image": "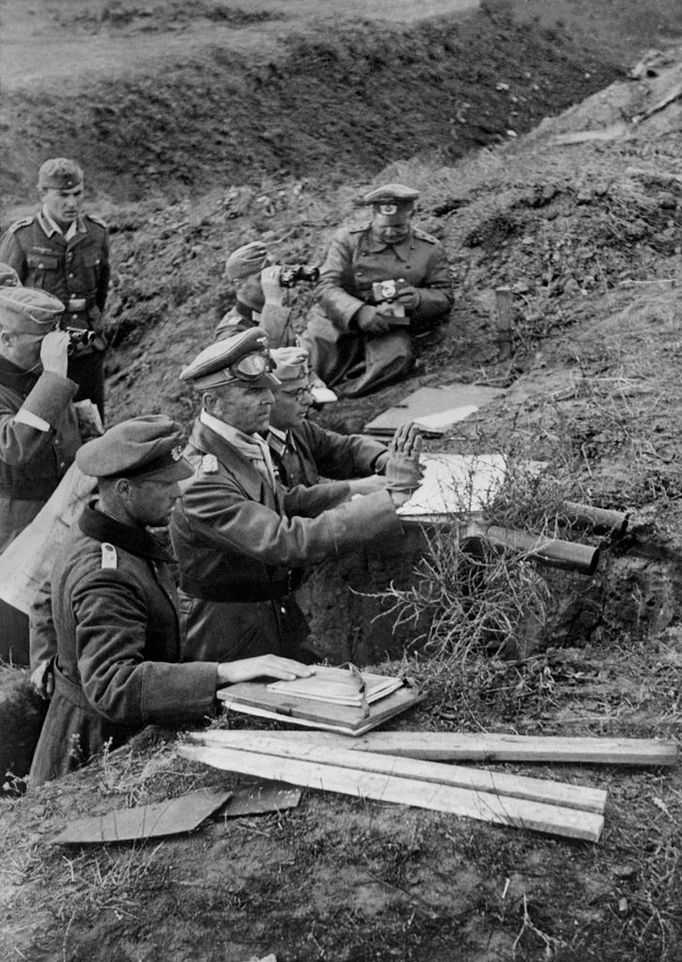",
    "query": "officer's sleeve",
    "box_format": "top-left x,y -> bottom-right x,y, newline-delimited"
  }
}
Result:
29,579 -> 57,672
301,421 -> 388,480
259,303 -> 297,347
0,230 -> 27,281
411,241 -> 454,325
176,473 -> 402,569
95,229 -> 111,312
0,373 -> 78,466
315,230 -> 367,332
73,568 -> 219,726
